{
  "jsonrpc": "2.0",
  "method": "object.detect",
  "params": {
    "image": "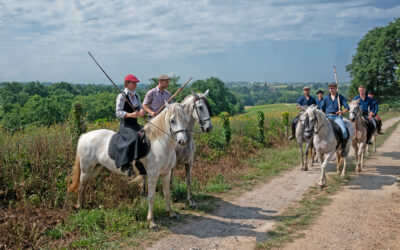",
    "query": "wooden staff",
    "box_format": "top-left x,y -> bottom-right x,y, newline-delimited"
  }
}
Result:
154,77 -> 193,115
333,66 -> 341,116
